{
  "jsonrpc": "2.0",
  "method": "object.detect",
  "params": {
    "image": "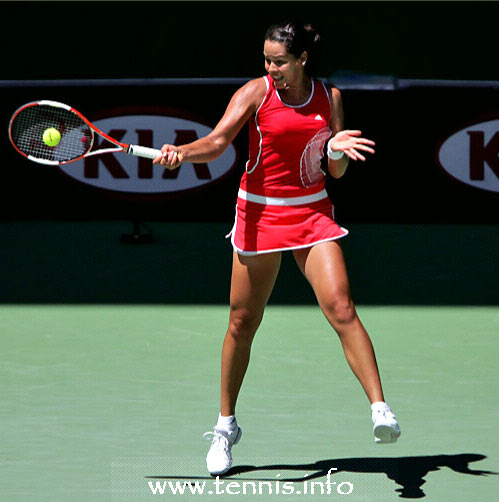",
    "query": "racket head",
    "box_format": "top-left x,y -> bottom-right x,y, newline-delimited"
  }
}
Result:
8,100 -> 95,165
